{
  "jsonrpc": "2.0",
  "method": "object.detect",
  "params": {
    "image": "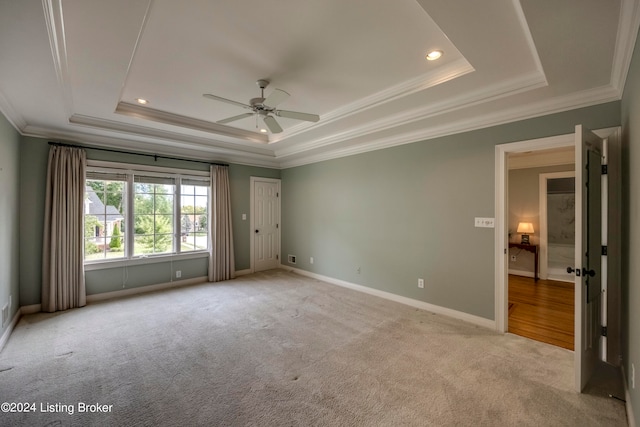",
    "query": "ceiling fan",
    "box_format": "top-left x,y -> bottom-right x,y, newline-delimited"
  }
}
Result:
203,79 -> 320,134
